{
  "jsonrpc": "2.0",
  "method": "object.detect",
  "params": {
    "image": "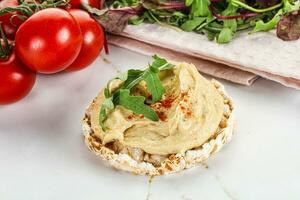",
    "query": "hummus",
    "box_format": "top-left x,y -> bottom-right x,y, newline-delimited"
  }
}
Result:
90,63 -> 224,155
